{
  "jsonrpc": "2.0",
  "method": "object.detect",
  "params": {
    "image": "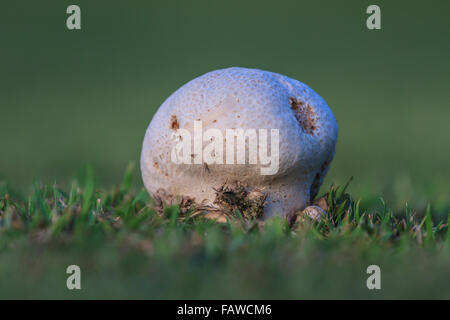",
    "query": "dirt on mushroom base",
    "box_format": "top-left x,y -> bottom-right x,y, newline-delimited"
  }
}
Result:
150,181 -> 331,224
151,182 -> 267,221
212,181 -> 267,220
